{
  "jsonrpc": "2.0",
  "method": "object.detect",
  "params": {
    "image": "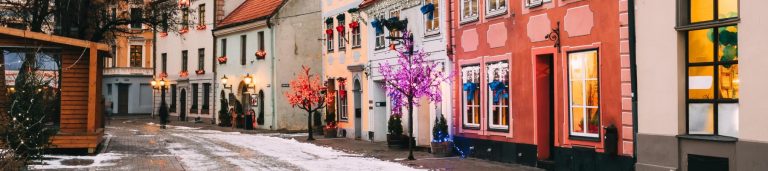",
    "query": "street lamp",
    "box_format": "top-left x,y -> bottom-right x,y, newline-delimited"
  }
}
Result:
243,73 -> 253,86
151,77 -> 170,128
221,75 -> 232,89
